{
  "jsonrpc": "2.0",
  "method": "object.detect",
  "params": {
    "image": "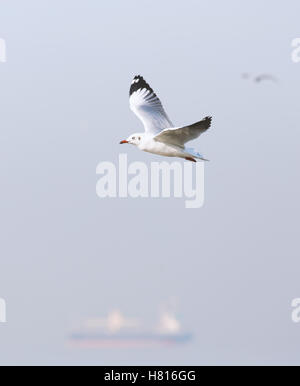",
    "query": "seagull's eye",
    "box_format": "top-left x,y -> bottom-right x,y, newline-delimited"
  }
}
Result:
138,137 -> 141,140
132,136 -> 135,140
